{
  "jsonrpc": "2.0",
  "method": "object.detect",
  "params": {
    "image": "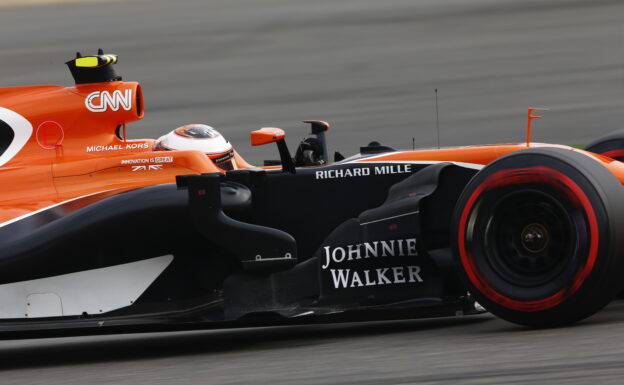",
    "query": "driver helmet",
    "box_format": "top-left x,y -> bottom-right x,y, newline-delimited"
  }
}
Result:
154,124 -> 237,170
